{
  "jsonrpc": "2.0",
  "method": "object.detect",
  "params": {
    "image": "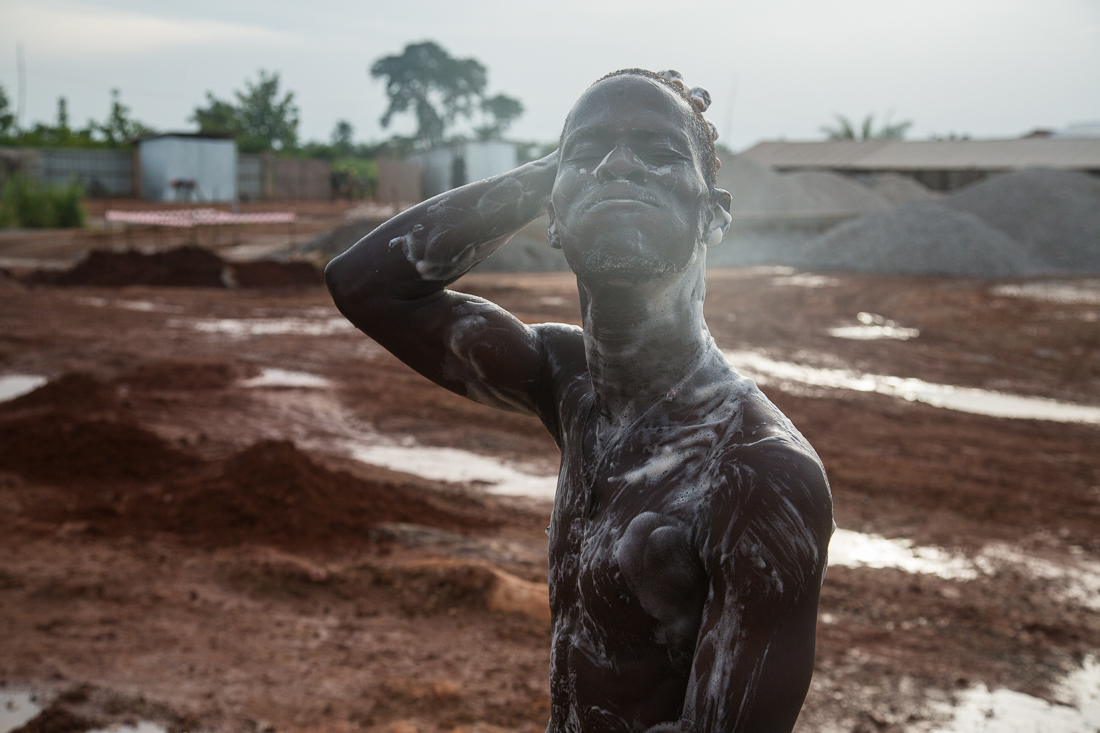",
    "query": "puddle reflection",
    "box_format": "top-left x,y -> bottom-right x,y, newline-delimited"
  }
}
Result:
724,350 -> 1100,424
